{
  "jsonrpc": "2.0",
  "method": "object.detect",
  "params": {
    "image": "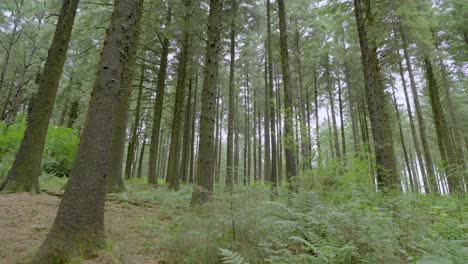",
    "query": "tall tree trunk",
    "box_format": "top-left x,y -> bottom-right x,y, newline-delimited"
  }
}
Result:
166,1 -> 191,190
327,106 -> 335,161
253,88 -> 258,181
353,0 -> 399,191
180,74 -> 195,184
277,0 -> 298,193
293,27 -> 311,169
189,74 -> 199,183
213,89 -> 221,182
34,0 -> 143,261
147,5 -> 172,185
257,99 -> 262,181
275,70 -> 284,185
124,64 -> 145,180
324,55 -> 341,162
216,100 -> 224,182
234,96 -> 240,184
0,0 -> 79,194
338,77 -> 346,167
313,69 -> 322,168
243,88 -> 248,185
108,53 -> 144,193
424,58 -> 463,193
191,0 -> 224,205
263,47 -> 271,184
265,0 -> 281,194
137,129 -> 147,179
395,44 -> 427,193
343,49 -> 360,158
399,24 -> 437,192
391,84 -> 414,191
